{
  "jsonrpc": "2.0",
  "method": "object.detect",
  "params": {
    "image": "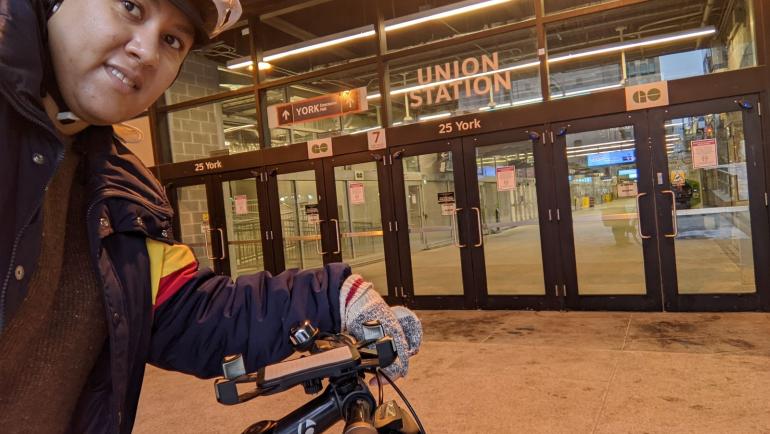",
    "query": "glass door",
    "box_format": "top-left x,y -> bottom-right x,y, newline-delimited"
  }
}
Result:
652,96 -> 770,311
460,129 -> 560,309
167,176 -> 225,274
266,160 -> 329,273
216,171 -> 276,278
323,151 -> 394,298
552,112 -> 663,310
391,139 -> 475,309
